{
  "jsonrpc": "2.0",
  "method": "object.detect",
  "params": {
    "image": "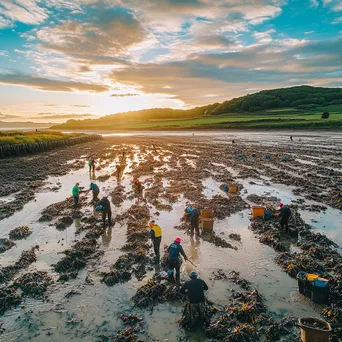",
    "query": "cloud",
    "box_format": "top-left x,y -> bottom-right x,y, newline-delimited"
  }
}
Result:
0,15 -> 12,28
36,9 -> 147,61
69,104 -> 90,107
111,93 -> 139,97
79,65 -> 92,73
0,112 -> 21,119
322,0 -> 342,11
332,17 -> 342,23
253,29 -> 276,44
34,113 -> 95,119
43,0 -> 82,11
195,35 -> 235,48
336,4 -> 342,11
109,36 -> 342,105
0,0 -> 48,27
113,0 -> 287,35
44,103 -> 90,108
0,72 -> 110,93
310,0 -> 319,7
